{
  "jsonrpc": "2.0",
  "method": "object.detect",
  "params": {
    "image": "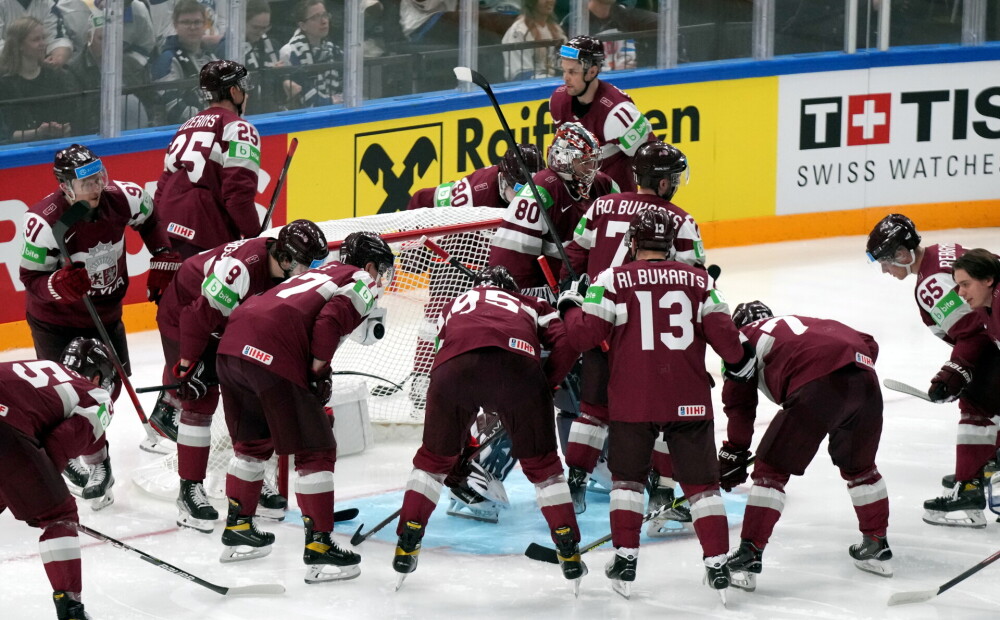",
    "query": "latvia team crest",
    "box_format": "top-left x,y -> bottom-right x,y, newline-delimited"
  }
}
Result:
85,241 -> 118,289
